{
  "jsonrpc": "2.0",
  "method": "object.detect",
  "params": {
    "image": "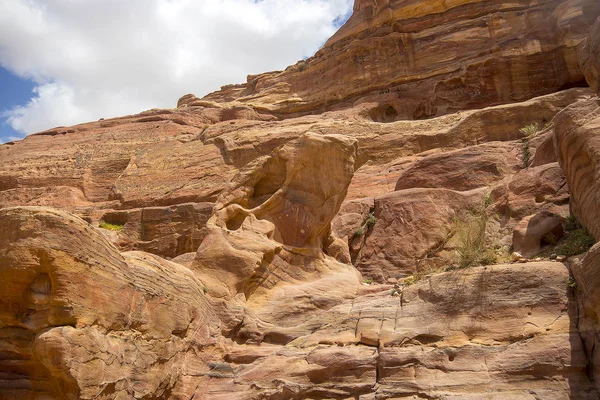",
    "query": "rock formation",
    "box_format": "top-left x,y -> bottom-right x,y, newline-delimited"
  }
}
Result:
200,0 -> 599,119
581,16 -> 600,94
2,0 -> 600,398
